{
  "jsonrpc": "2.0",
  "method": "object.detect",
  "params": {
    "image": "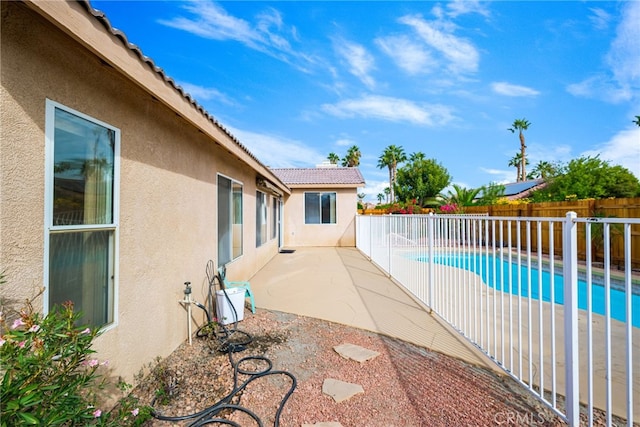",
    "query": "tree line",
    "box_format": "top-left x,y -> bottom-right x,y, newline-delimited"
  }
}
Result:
328,116 -> 640,209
